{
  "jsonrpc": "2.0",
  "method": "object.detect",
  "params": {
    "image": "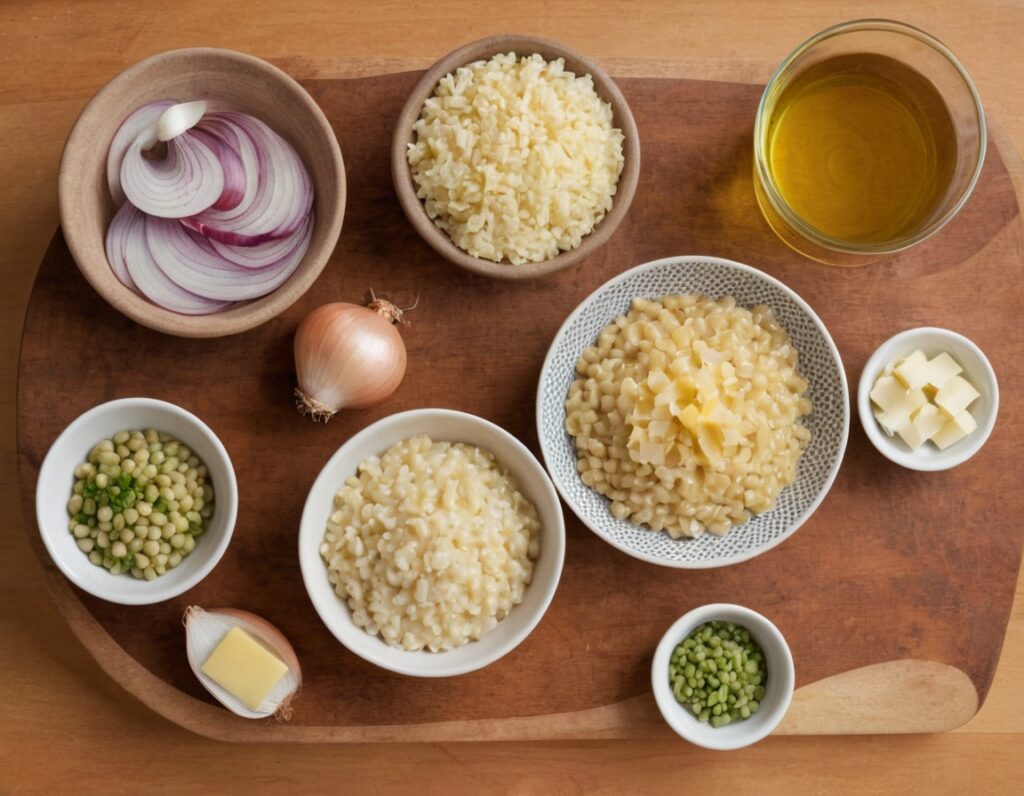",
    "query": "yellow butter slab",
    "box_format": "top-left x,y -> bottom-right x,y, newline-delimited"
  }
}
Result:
201,626 -> 289,711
